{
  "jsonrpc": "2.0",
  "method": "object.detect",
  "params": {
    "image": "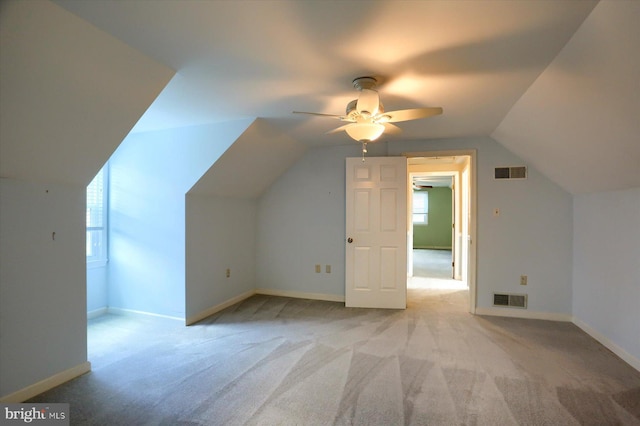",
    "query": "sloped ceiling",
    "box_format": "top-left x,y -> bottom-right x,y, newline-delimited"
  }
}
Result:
493,0 -> 640,194
189,119 -> 307,198
0,0 -> 174,185
44,1 -> 639,194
